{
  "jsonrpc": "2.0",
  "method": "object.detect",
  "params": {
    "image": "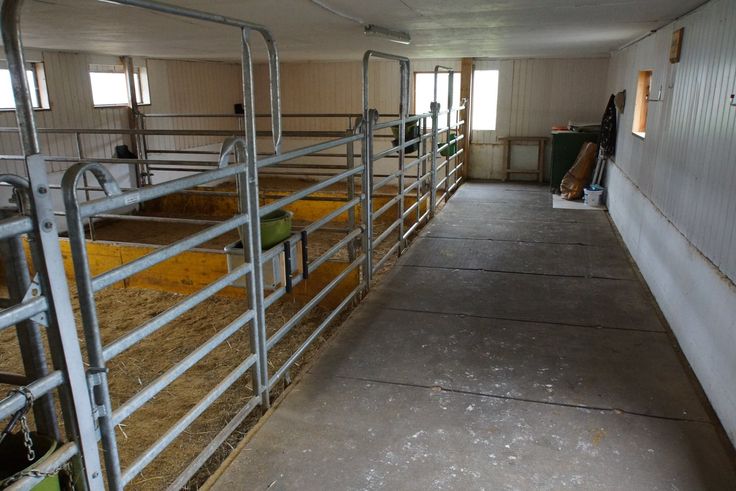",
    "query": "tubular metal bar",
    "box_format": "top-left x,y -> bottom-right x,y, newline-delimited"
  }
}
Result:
5,442 -> 78,491
372,195 -> 400,221
372,241 -> 401,275
112,309 -> 255,426
260,165 -> 364,217
373,220 -> 401,249
3,0 -> 104,483
121,358 -> 259,486
0,214 -> 32,240
257,133 -> 362,168
307,228 -> 362,275
270,280 -> 362,389
75,163 -> 243,218
164,397 -> 258,491
91,213 -> 249,292
0,370 -> 63,420
0,296 -> 48,331
304,196 -> 362,235
102,263 -> 251,361
266,254 -> 364,353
